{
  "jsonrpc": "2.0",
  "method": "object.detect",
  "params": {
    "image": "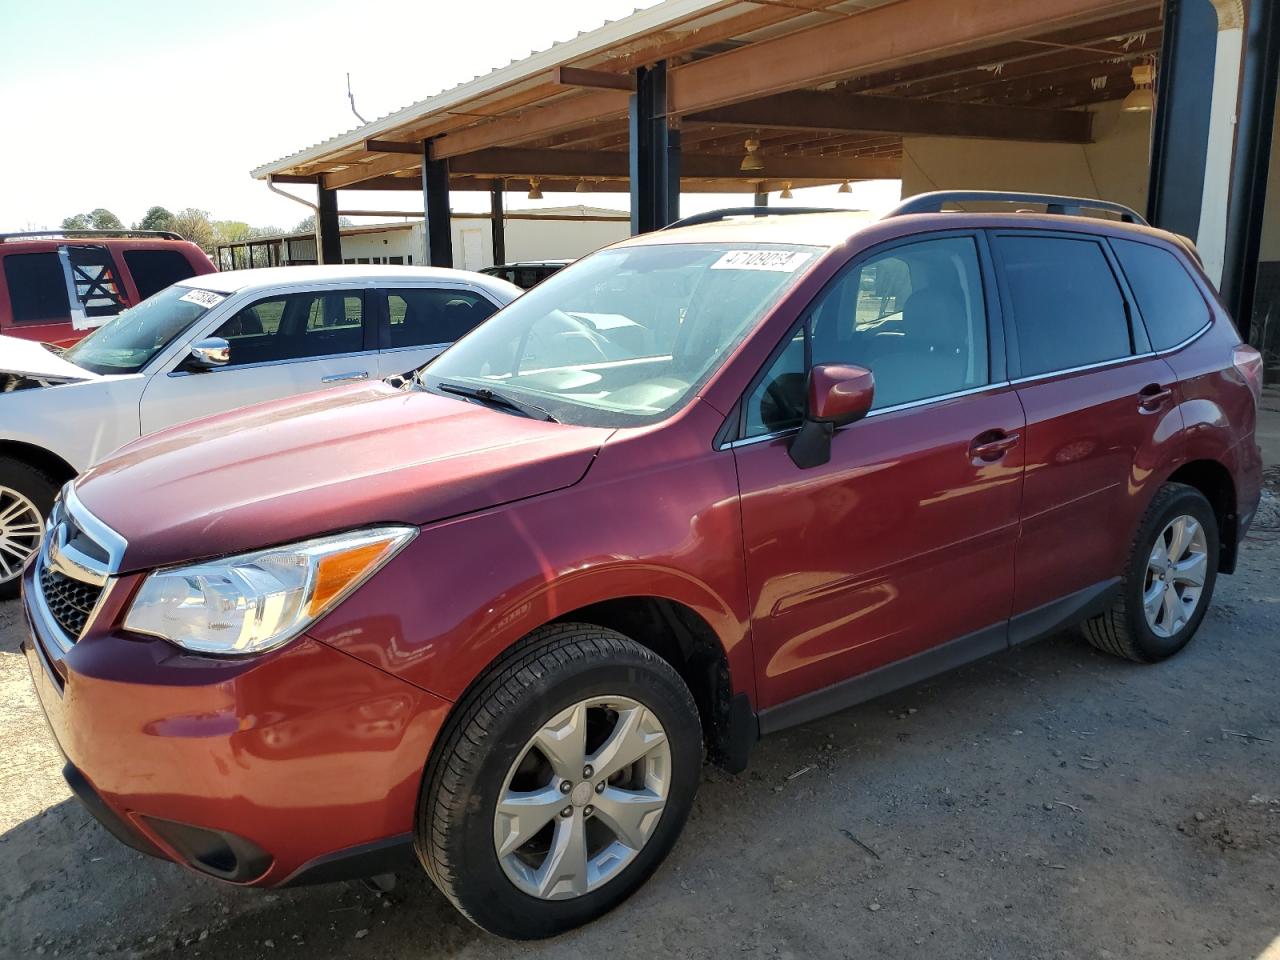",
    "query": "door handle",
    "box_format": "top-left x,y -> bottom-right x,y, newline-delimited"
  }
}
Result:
1137,383 -> 1173,411
321,371 -> 370,384
970,430 -> 1020,462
